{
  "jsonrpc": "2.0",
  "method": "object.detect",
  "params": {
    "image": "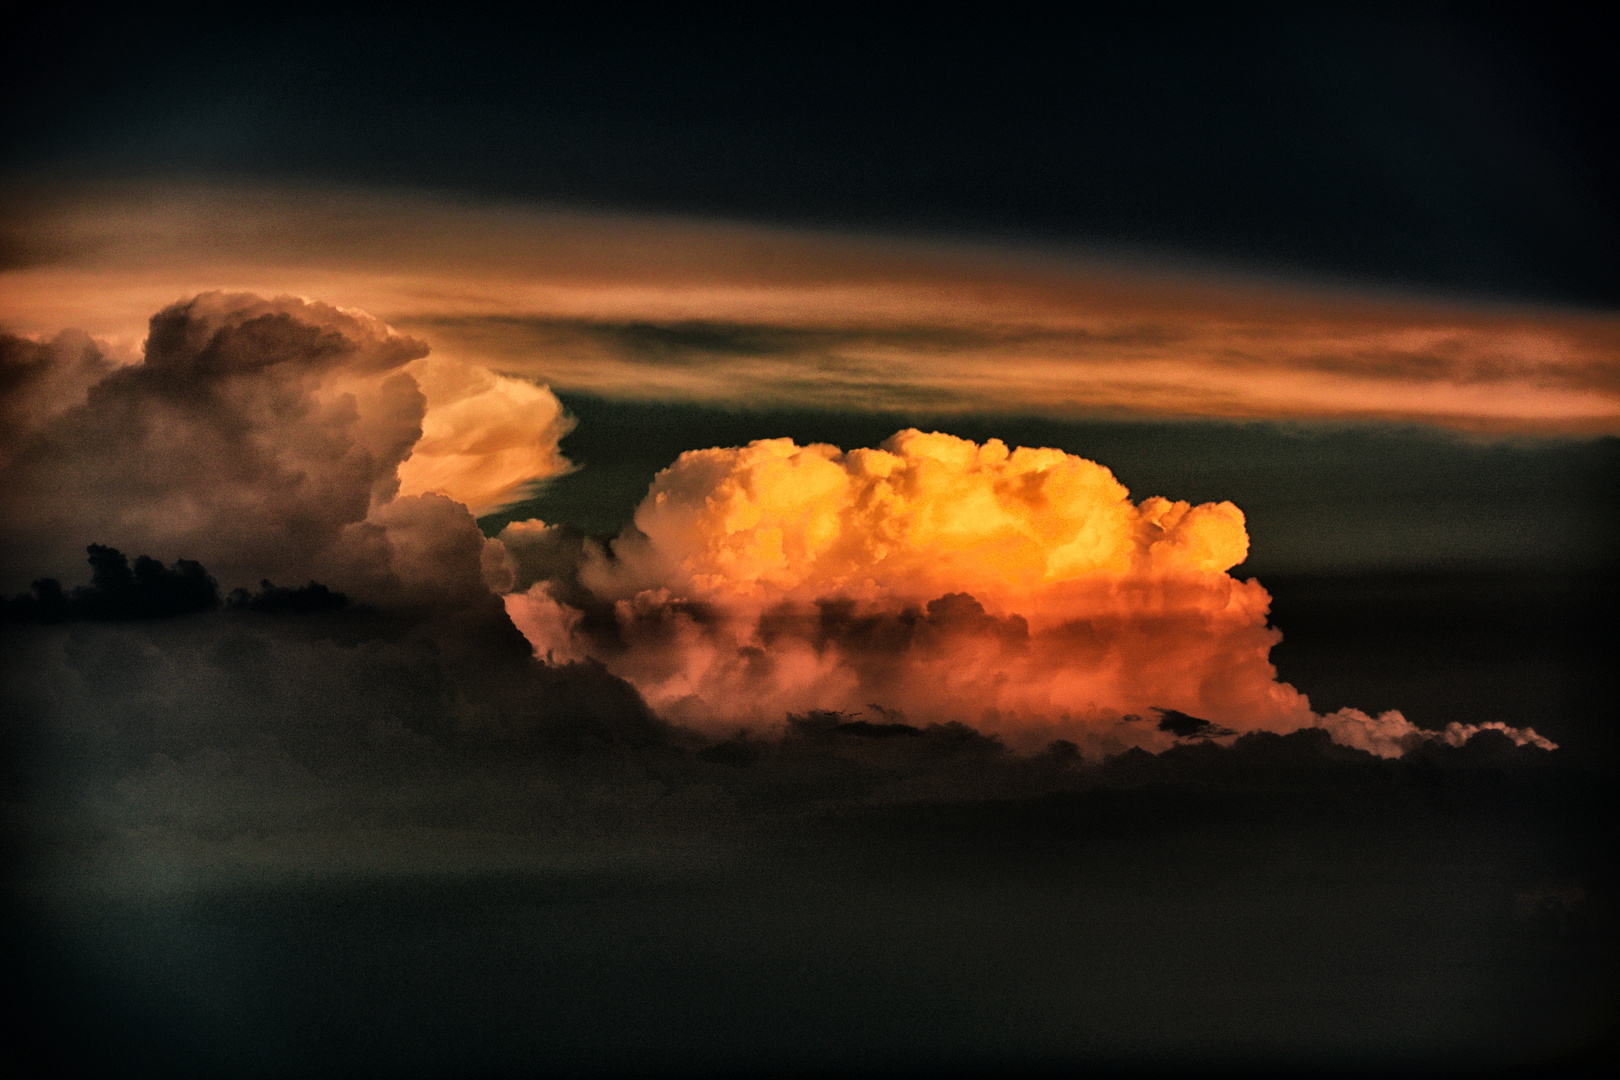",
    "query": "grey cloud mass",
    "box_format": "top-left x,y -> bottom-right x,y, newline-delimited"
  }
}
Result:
0,293 -> 429,592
